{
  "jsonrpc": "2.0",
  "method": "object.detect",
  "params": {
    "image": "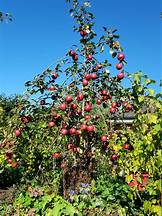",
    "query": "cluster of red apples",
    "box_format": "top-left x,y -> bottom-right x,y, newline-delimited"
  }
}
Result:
12,27 -> 134,171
